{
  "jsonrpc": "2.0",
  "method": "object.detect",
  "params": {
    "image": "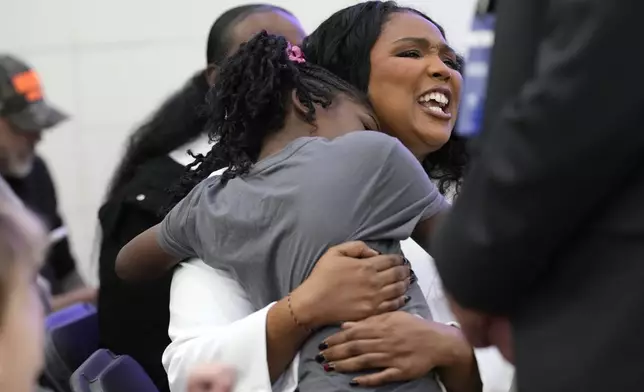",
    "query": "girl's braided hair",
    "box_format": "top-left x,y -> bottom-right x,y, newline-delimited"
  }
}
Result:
166,31 -> 369,211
